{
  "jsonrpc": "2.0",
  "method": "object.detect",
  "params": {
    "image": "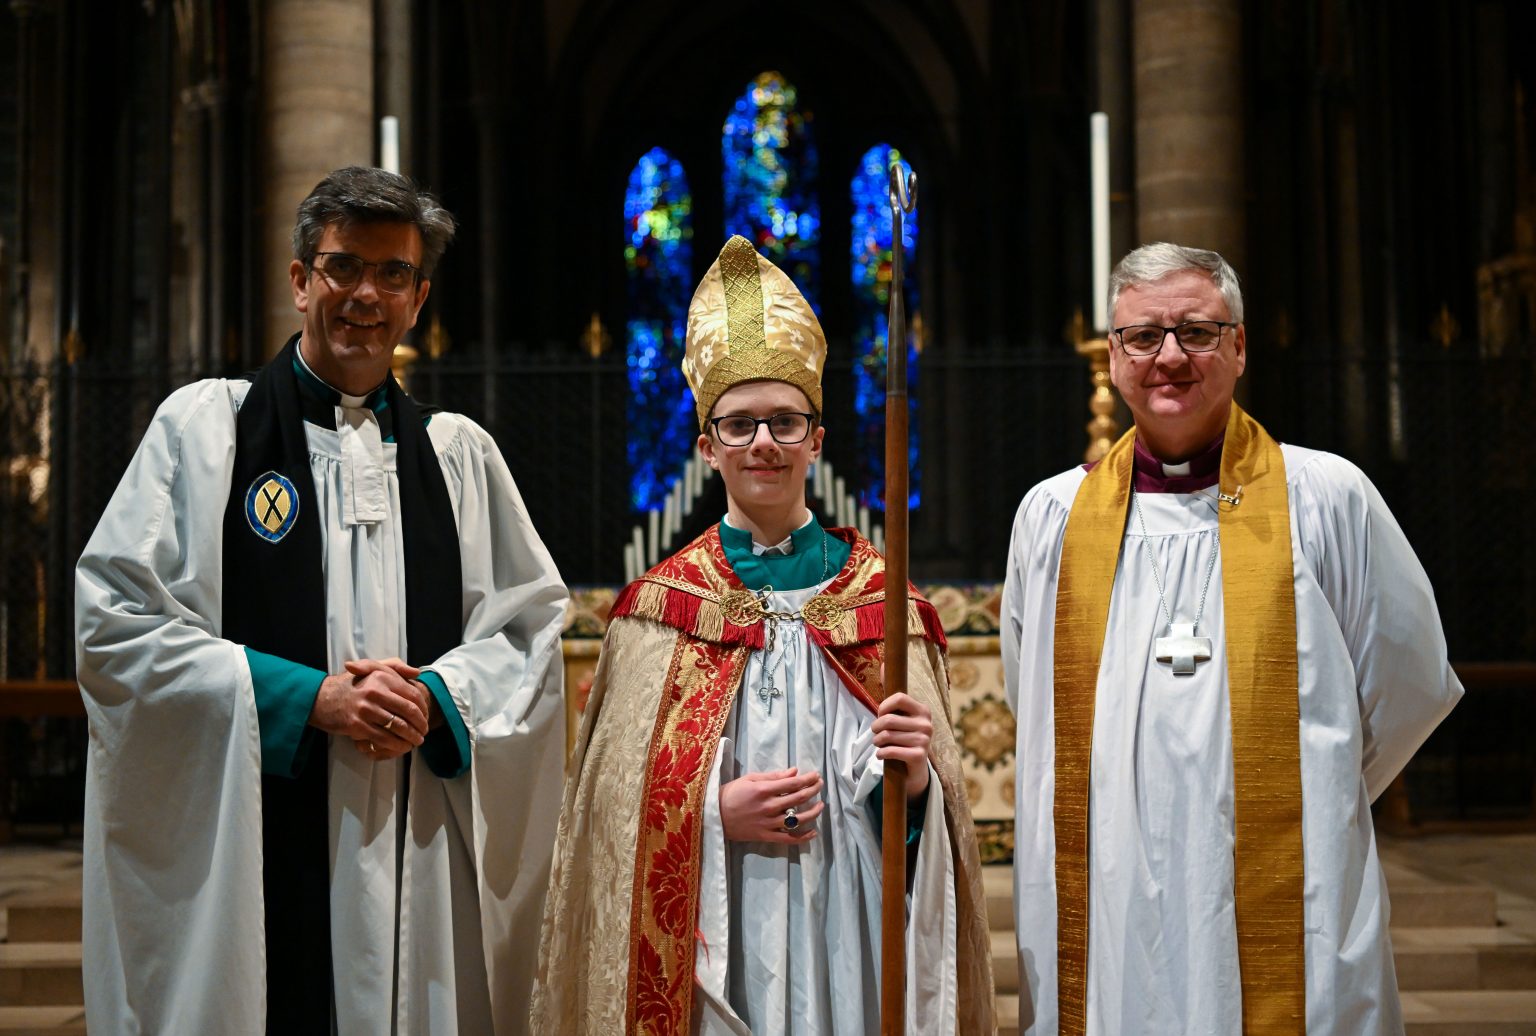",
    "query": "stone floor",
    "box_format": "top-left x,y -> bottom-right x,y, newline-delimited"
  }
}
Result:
1,832 -> 1532,1033
1382,831 -> 1536,931
0,846 -> 80,944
